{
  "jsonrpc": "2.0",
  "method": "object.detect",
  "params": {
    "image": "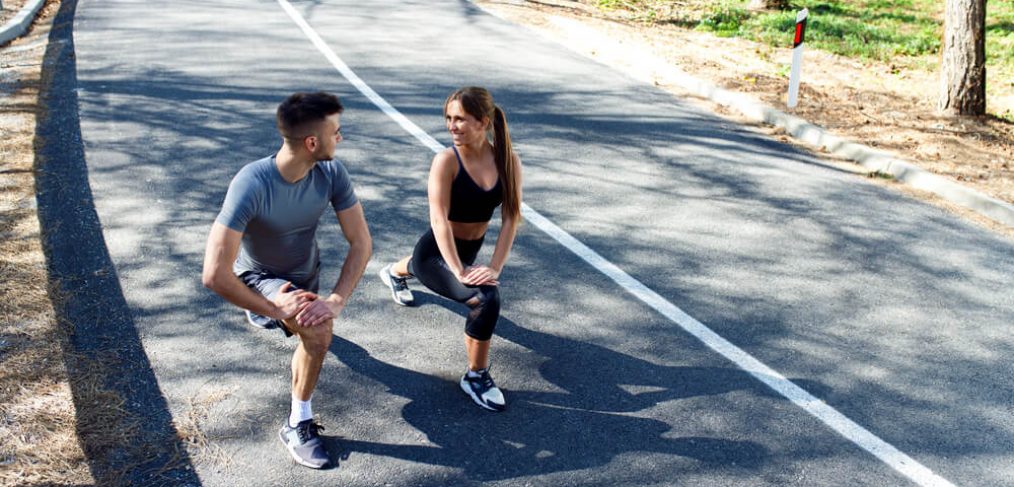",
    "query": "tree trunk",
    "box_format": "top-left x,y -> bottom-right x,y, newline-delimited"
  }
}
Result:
938,0 -> 987,116
747,0 -> 790,10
